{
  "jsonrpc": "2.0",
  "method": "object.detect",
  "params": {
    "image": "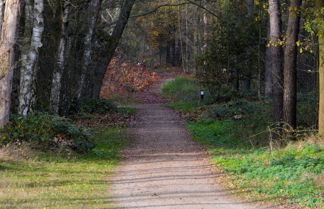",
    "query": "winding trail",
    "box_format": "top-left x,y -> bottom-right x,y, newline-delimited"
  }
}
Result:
110,75 -> 271,209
